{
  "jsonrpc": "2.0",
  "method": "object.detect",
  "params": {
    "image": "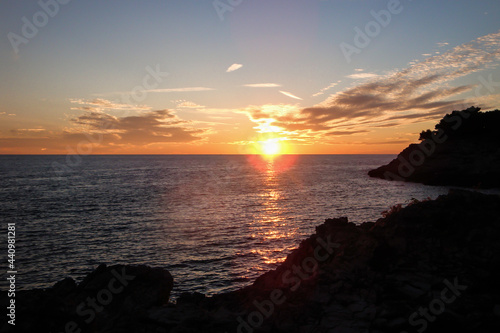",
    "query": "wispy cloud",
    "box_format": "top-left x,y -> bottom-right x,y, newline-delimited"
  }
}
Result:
0,110 -> 204,153
1,99 -> 199,152
146,87 -> 214,93
65,98 -> 205,146
297,31 -> 500,129
279,90 -> 303,100
346,73 -> 379,79
244,83 -> 281,88
69,109 -> 202,145
245,31 -> 500,138
175,100 -> 205,108
325,129 -> 369,136
226,63 -> 243,72
9,127 -> 48,137
69,98 -> 150,112
12,128 -> 46,132
312,81 -> 341,97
